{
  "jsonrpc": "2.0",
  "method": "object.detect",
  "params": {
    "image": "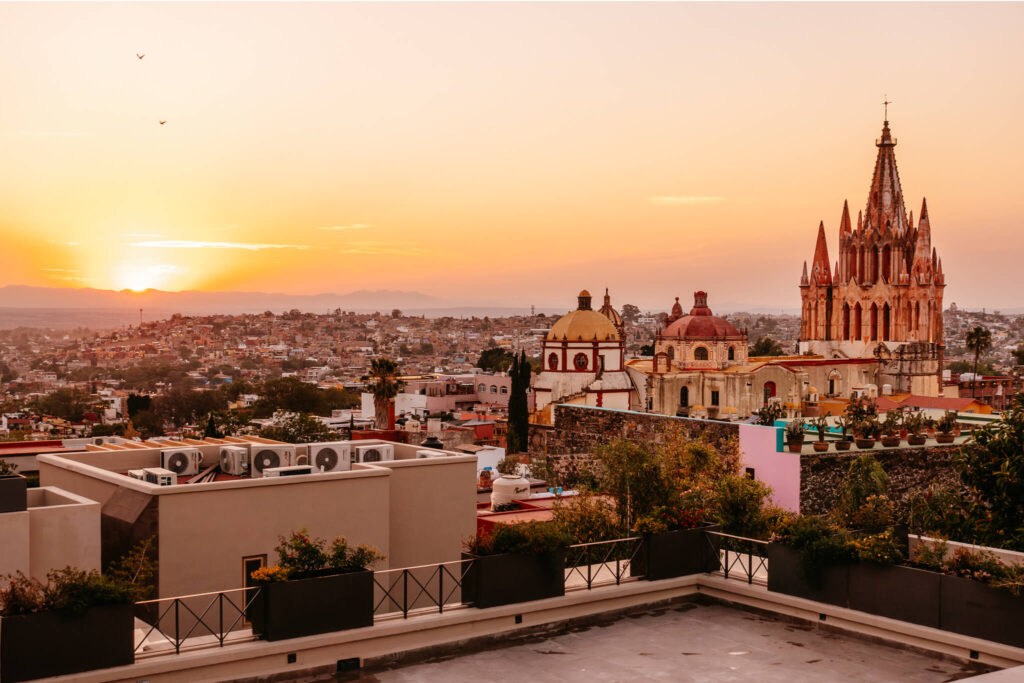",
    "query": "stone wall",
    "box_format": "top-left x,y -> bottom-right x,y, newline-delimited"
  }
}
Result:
528,405 -> 739,482
798,444 -> 962,515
